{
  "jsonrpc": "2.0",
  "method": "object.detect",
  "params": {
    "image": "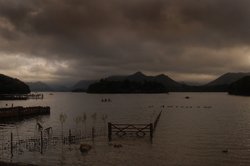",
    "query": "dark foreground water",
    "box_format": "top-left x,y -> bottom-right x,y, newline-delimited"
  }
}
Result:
0,92 -> 250,165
